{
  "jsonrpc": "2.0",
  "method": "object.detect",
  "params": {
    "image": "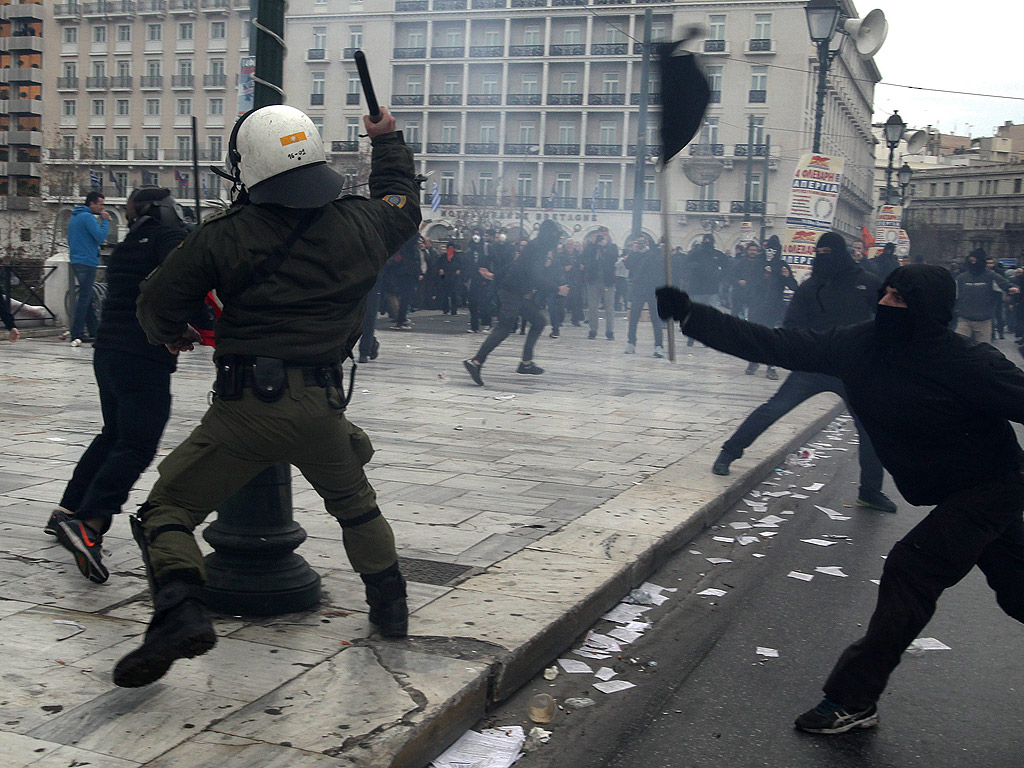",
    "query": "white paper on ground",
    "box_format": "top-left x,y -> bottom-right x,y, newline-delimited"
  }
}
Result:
758,532 -> 778,538
762,491 -> 791,497
430,725 -> 525,768
593,680 -> 636,694
689,550 -> 702,555
595,667 -> 617,681
736,536 -> 760,546
815,505 -> 851,521
803,483 -> 825,491
574,650 -> 612,660
697,588 -> 727,597
790,494 -> 810,499
759,514 -> 787,525
752,553 -> 767,558
756,647 -> 779,657
787,571 -> 814,581
557,659 -> 593,674
706,557 -> 733,564
801,539 -> 837,547
870,579 -> 881,585
713,536 -> 734,543
909,637 -> 951,651
729,522 -> 753,530
602,603 -> 652,624
607,626 -> 644,644
581,631 -> 622,653
815,566 -> 849,578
